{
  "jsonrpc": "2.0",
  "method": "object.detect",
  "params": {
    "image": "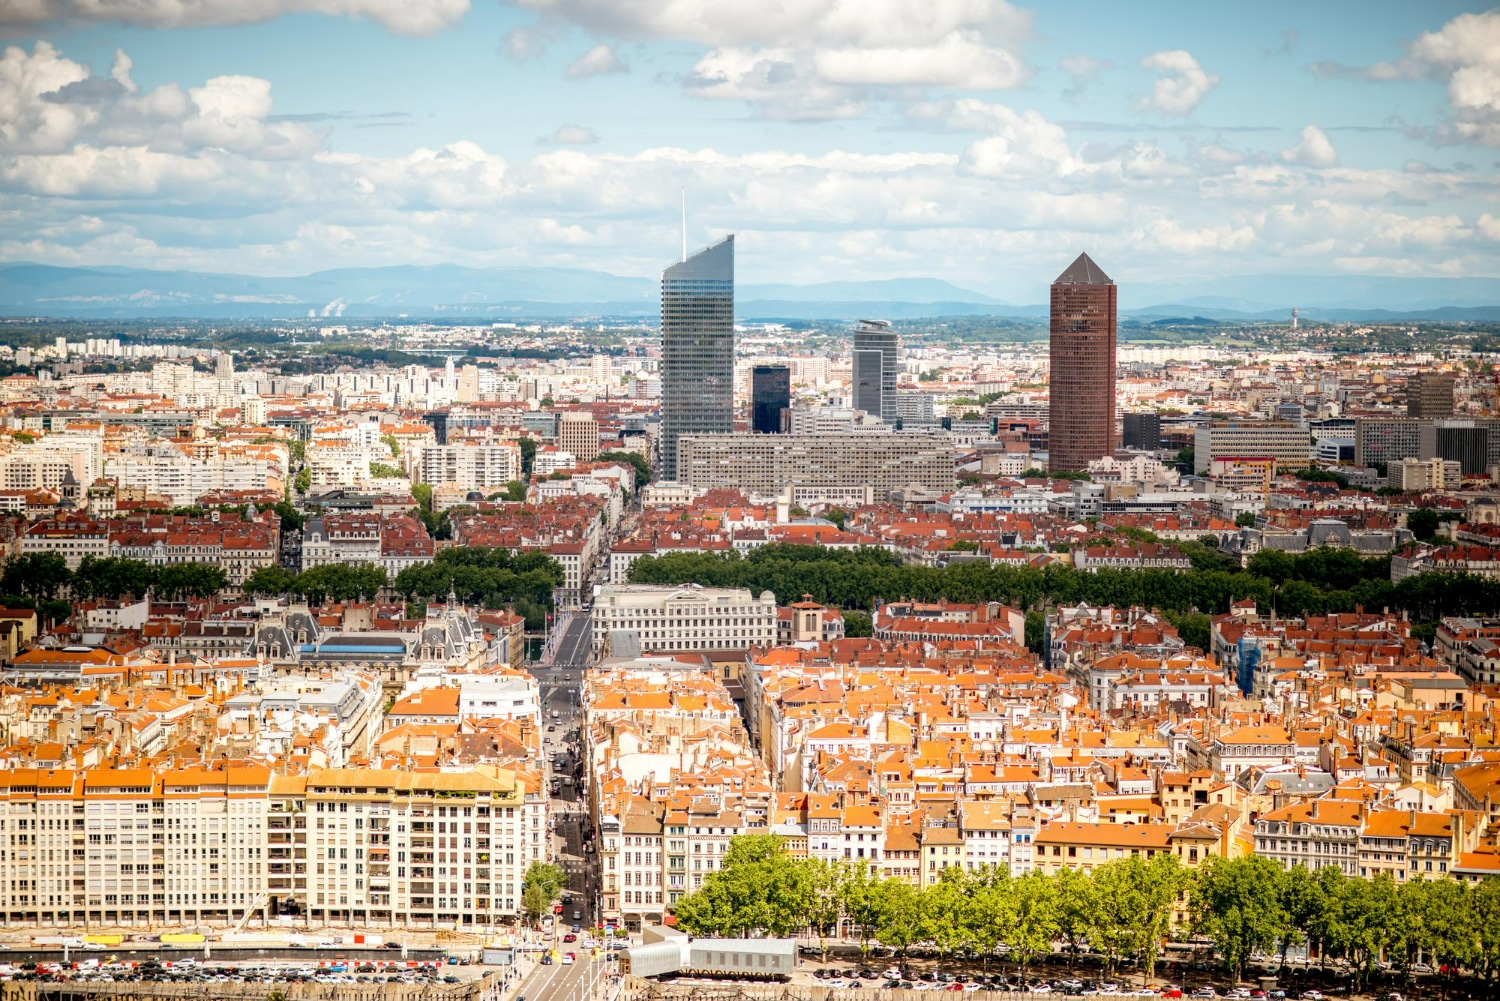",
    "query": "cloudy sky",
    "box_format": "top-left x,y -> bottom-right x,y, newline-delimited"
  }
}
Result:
2,1 -> 1498,299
